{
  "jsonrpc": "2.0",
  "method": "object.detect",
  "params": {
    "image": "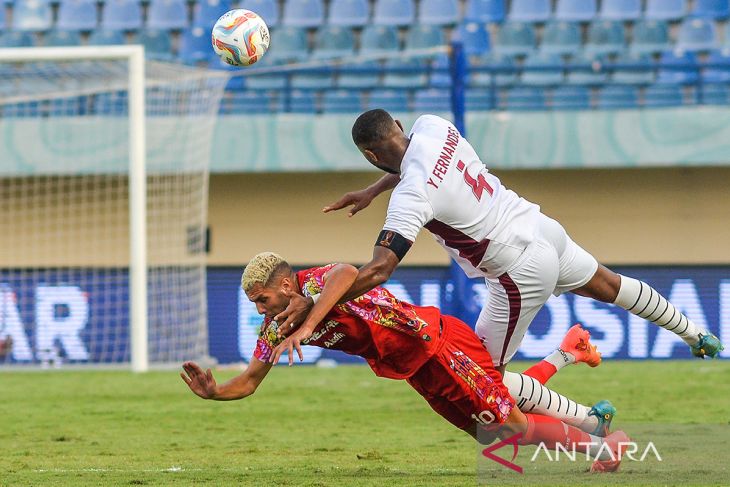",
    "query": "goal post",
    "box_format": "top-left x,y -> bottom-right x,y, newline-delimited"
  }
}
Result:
0,46 -> 227,371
